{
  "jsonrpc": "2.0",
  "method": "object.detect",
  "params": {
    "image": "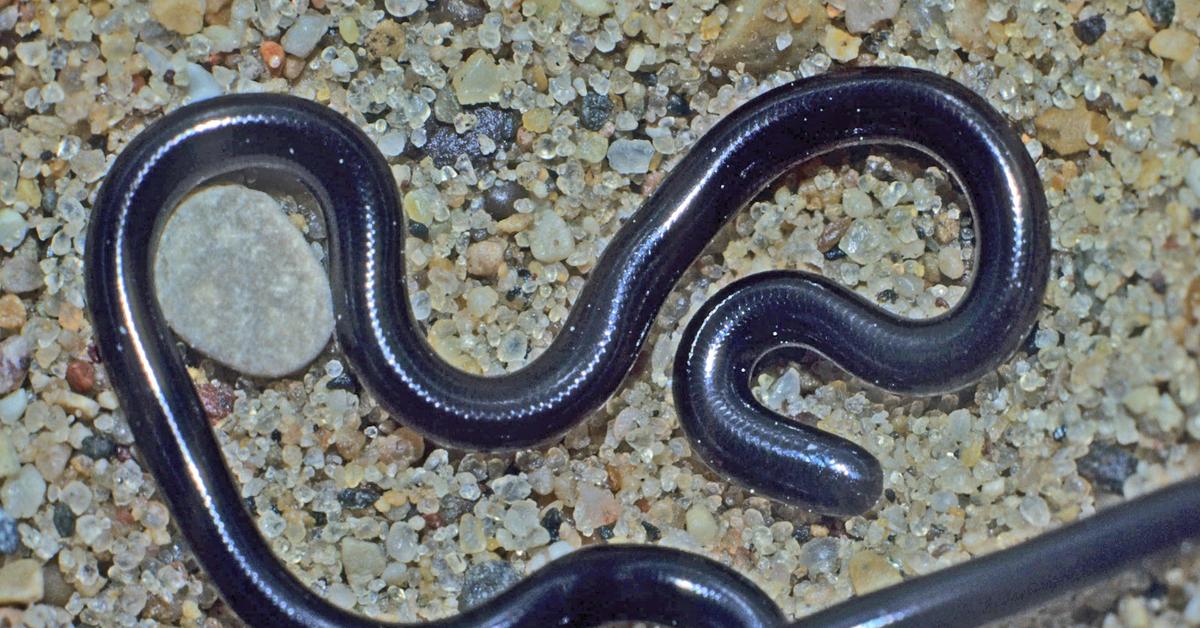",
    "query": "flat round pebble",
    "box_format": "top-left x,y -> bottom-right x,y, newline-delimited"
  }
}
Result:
154,185 -> 334,378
